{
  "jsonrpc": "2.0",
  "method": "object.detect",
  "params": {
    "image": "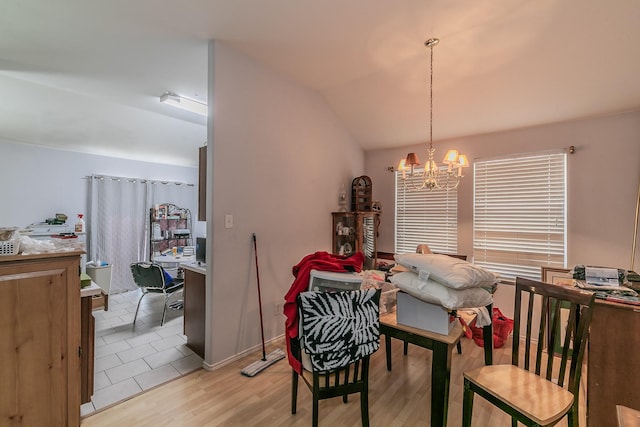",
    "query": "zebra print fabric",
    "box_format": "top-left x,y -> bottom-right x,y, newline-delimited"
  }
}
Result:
298,288 -> 380,372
